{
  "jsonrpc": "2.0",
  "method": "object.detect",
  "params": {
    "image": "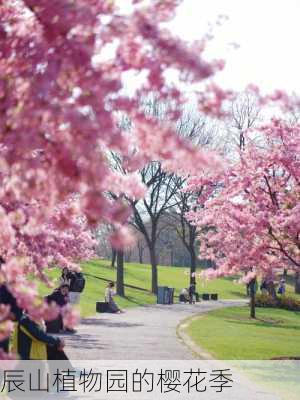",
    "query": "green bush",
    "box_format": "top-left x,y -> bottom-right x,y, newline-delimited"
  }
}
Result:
278,296 -> 300,311
255,294 -> 278,308
255,293 -> 300,311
